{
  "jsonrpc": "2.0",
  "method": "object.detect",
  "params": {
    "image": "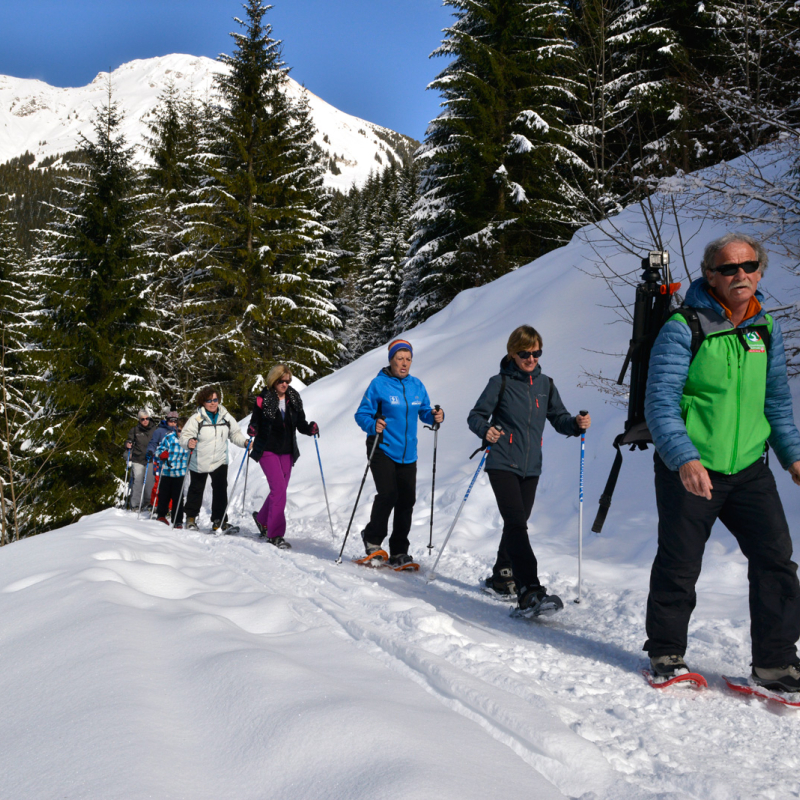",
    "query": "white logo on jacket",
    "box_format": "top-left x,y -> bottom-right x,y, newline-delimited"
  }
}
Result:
389,396 -> 401,404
